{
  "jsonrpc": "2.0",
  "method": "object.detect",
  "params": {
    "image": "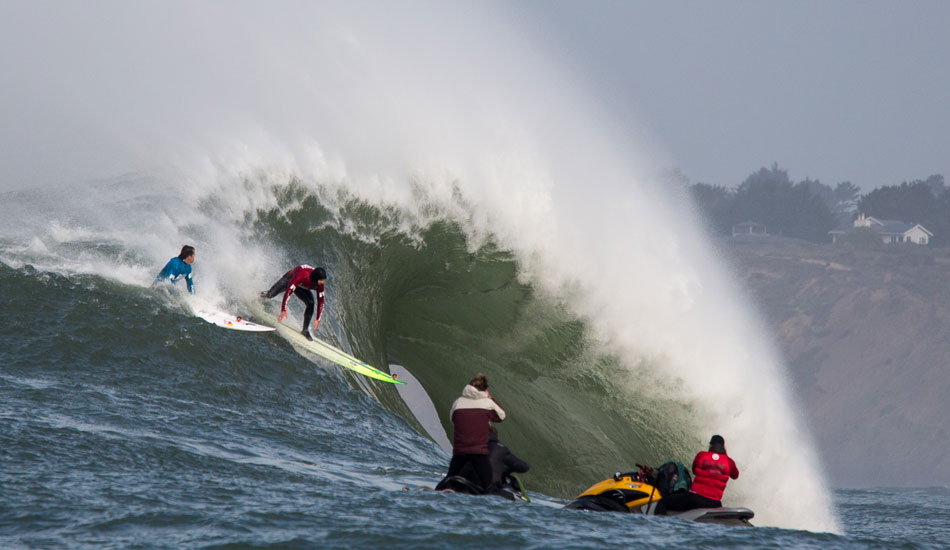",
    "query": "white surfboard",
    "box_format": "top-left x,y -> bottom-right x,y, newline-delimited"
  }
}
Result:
195,309 -> 276,332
